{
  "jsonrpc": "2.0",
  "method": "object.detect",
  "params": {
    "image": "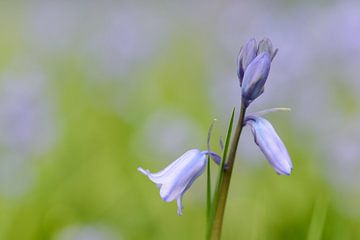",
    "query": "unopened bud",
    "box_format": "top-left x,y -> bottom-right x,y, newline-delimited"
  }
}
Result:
237,38 -> 257,85
257,38 -> 278,61
241,52 -> 271,107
